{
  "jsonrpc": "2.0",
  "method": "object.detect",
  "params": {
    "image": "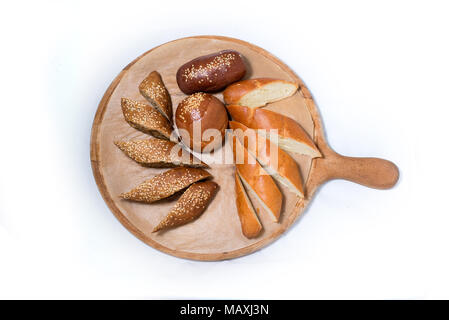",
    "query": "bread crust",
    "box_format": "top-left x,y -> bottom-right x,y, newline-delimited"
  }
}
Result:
139,71 -> 173,122
121,98 -> 173,140
153,181 -> 219,232
227,105 -> 321,157
223,78 -> 299,107
235,172 -> 263,238
121,167 -> 211,203
176,50 -> 246,94
175,93 -> 228,152
233,136 -> 282,222
230,121 -> 304,198
114,139 -> 209,168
